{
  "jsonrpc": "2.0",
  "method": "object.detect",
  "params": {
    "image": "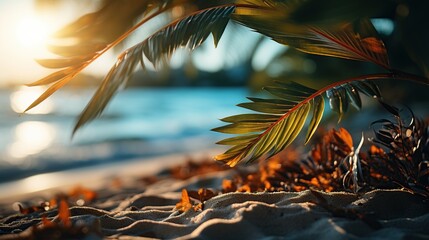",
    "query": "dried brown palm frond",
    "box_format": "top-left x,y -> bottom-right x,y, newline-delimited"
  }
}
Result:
361,111 -> 429,197
267,128 -> 363,192
219,111 -> 429,197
